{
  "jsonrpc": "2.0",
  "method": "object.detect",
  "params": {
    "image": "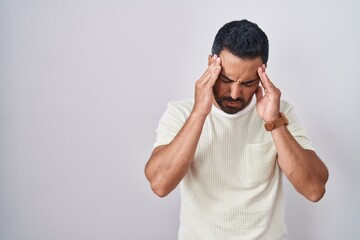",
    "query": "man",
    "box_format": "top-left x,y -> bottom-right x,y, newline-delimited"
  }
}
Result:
145,20 -> 328,240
